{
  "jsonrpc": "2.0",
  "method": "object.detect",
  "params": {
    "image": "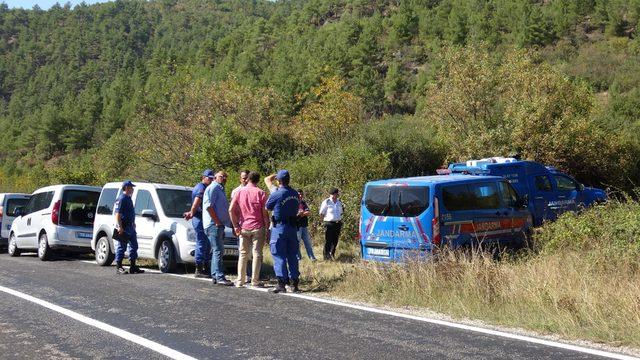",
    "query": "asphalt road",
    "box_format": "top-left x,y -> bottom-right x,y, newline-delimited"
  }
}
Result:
0,253 -> 628,360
